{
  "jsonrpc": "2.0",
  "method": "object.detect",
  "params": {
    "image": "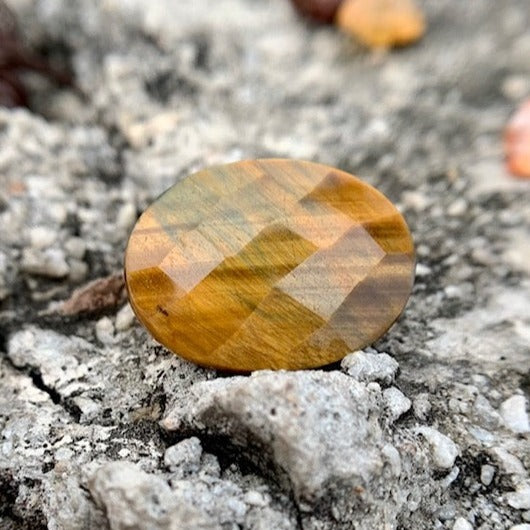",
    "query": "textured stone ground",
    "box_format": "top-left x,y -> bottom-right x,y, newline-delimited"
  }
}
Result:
0,1 -> 529,529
